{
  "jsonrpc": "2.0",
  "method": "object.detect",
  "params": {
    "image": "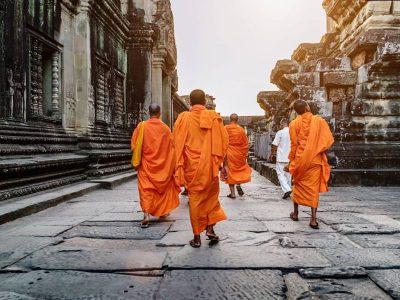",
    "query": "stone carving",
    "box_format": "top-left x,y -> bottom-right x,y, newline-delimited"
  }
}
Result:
51,52 -> 61,118
6,68 -> 14,118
